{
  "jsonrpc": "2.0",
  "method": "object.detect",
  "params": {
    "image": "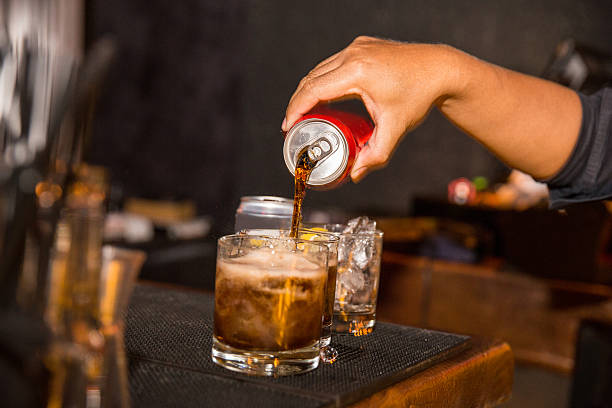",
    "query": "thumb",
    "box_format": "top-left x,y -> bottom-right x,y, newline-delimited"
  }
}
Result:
350,145 -> 374,183
350,120 -> 397,183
